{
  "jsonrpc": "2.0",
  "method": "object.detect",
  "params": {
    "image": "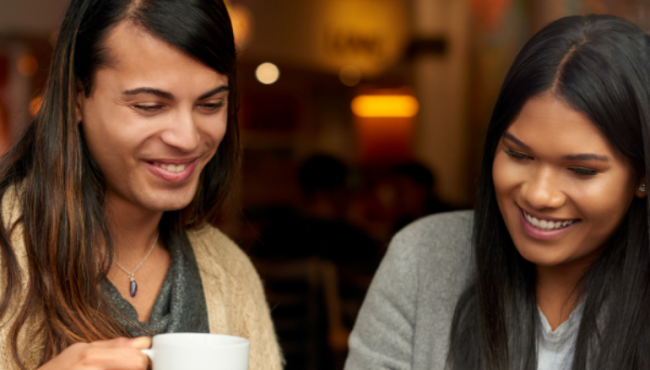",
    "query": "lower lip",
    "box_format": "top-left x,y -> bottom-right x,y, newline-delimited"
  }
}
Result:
146,160 -> 198,184
518,207 -> 578,240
